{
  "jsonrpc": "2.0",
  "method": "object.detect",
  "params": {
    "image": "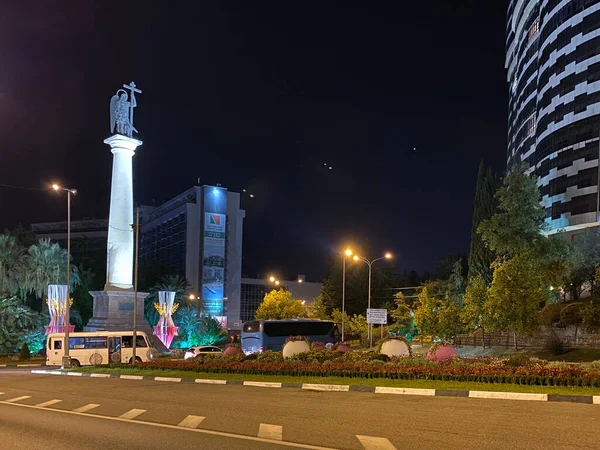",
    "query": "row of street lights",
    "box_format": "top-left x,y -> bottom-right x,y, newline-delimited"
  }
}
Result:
341,248 -> 392,349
